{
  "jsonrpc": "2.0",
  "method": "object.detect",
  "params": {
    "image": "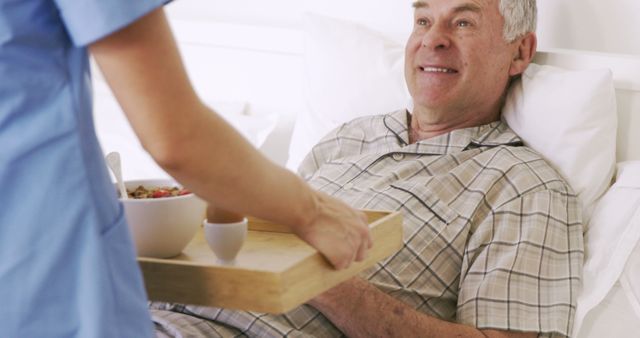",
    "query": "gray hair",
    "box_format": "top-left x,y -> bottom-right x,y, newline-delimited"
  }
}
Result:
499,0 -> 537,42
